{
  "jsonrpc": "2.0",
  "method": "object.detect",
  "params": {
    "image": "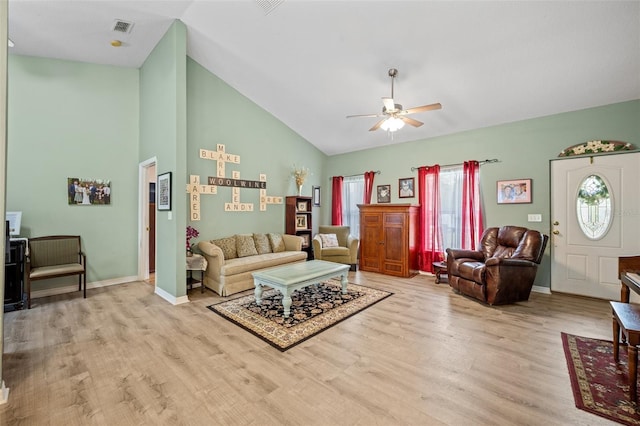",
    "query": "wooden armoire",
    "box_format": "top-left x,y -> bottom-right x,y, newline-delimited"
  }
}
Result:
358,203 -> 419,277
